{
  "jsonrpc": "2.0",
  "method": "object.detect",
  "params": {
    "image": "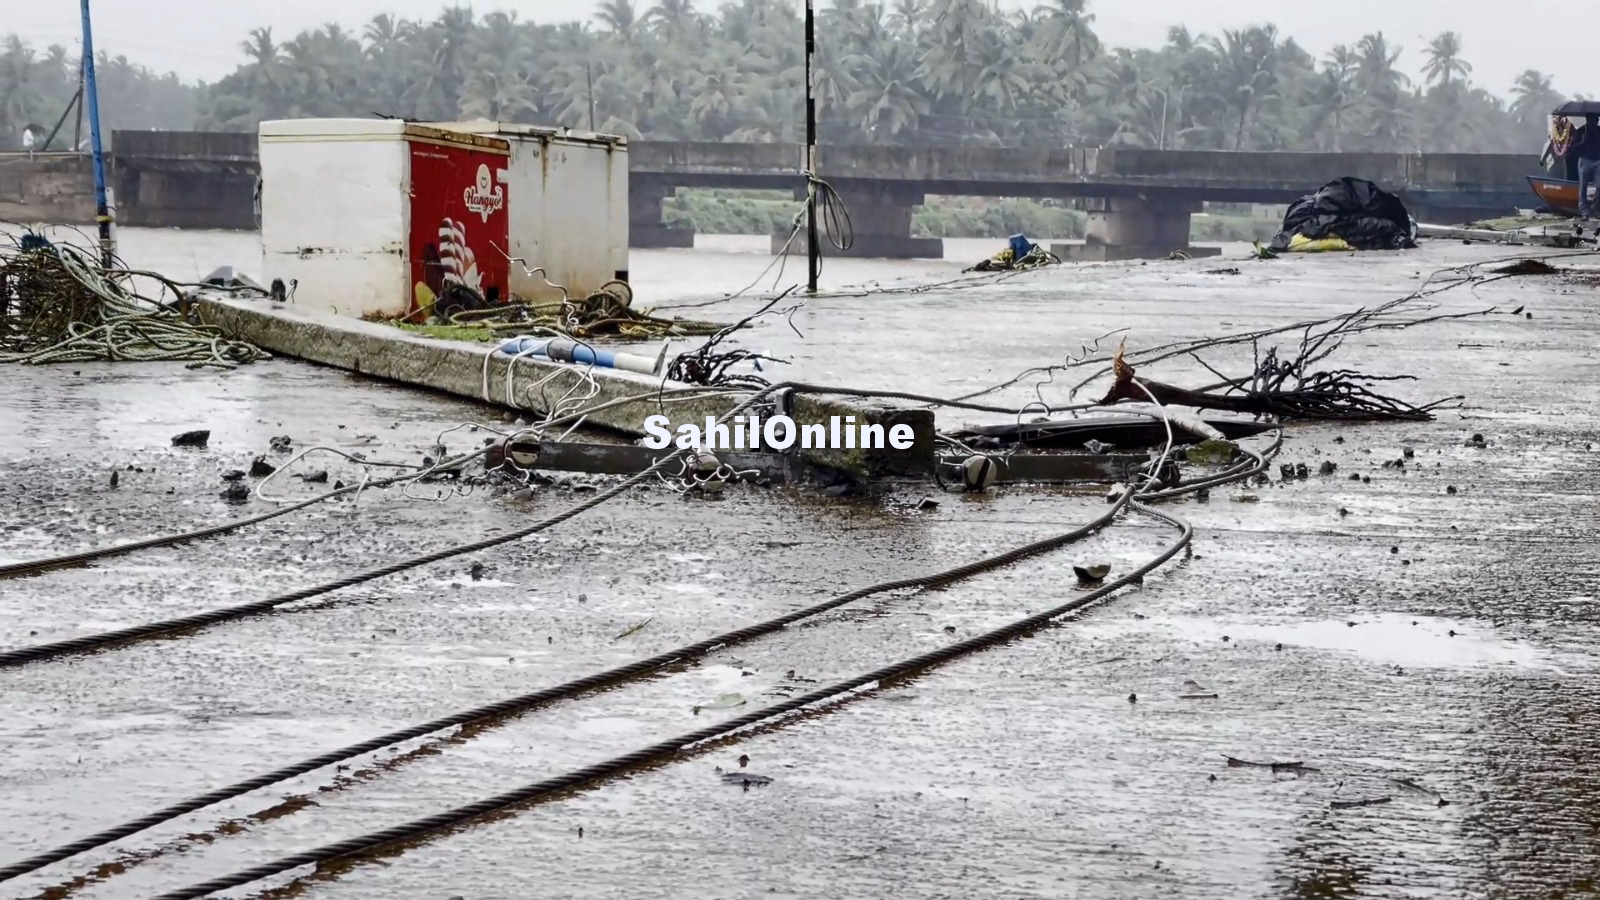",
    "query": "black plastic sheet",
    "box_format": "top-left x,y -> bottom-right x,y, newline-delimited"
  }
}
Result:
1268,177 -> 1418,252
